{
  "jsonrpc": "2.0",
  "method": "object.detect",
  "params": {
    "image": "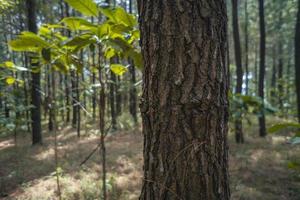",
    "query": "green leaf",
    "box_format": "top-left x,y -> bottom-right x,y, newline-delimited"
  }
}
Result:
99,7 -> 116,22
63,34 -> 96,52
100,7 -> 137,28
61,17 -> 96,31
5,76 -> 15,85
9,31 -> 50,52
268,122 -> 300,133
38,26 -> 51,37
104,47 -> 116,59
114,7 -> 137,27
64,0 -> 98,17
128,50 -> 143,69
110,64 -> 127,76
4,61 -> 14,68
52,56 -> 69,73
